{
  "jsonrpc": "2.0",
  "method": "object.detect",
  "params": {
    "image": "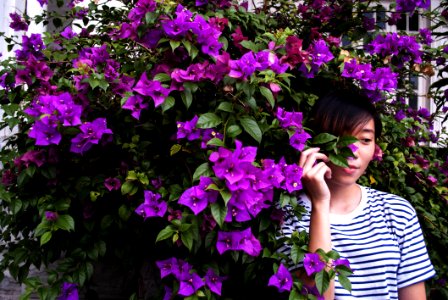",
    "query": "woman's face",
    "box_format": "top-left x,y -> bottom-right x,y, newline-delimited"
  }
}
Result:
327,118 -> 376,188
